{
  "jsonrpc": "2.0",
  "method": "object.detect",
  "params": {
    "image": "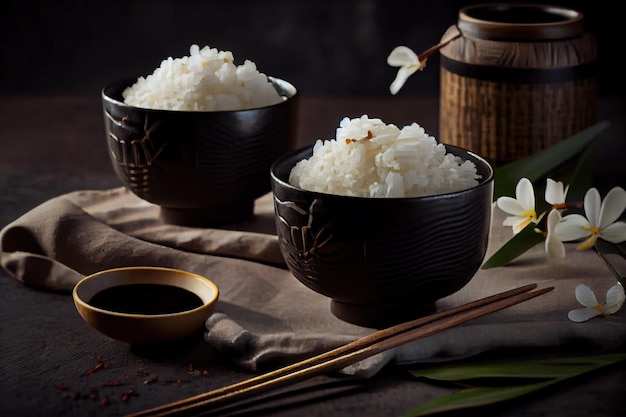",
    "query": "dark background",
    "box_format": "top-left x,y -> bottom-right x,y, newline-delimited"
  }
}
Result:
0,0 -> 621,98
